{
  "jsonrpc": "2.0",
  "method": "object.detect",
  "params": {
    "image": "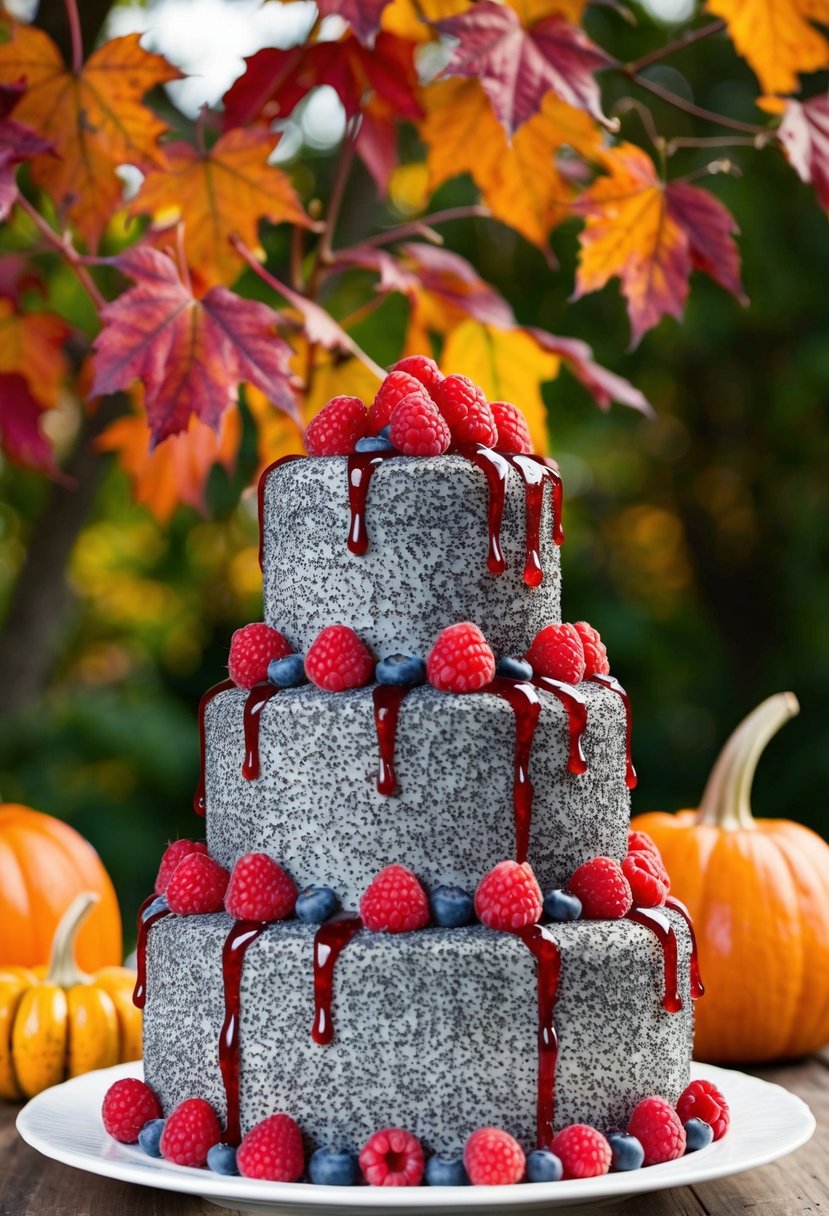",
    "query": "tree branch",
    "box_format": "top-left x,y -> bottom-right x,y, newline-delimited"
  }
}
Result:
18,196 -> 107,312
625,19 -> 727,75
338,204 -> 492,255
624,71 -> 769,137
